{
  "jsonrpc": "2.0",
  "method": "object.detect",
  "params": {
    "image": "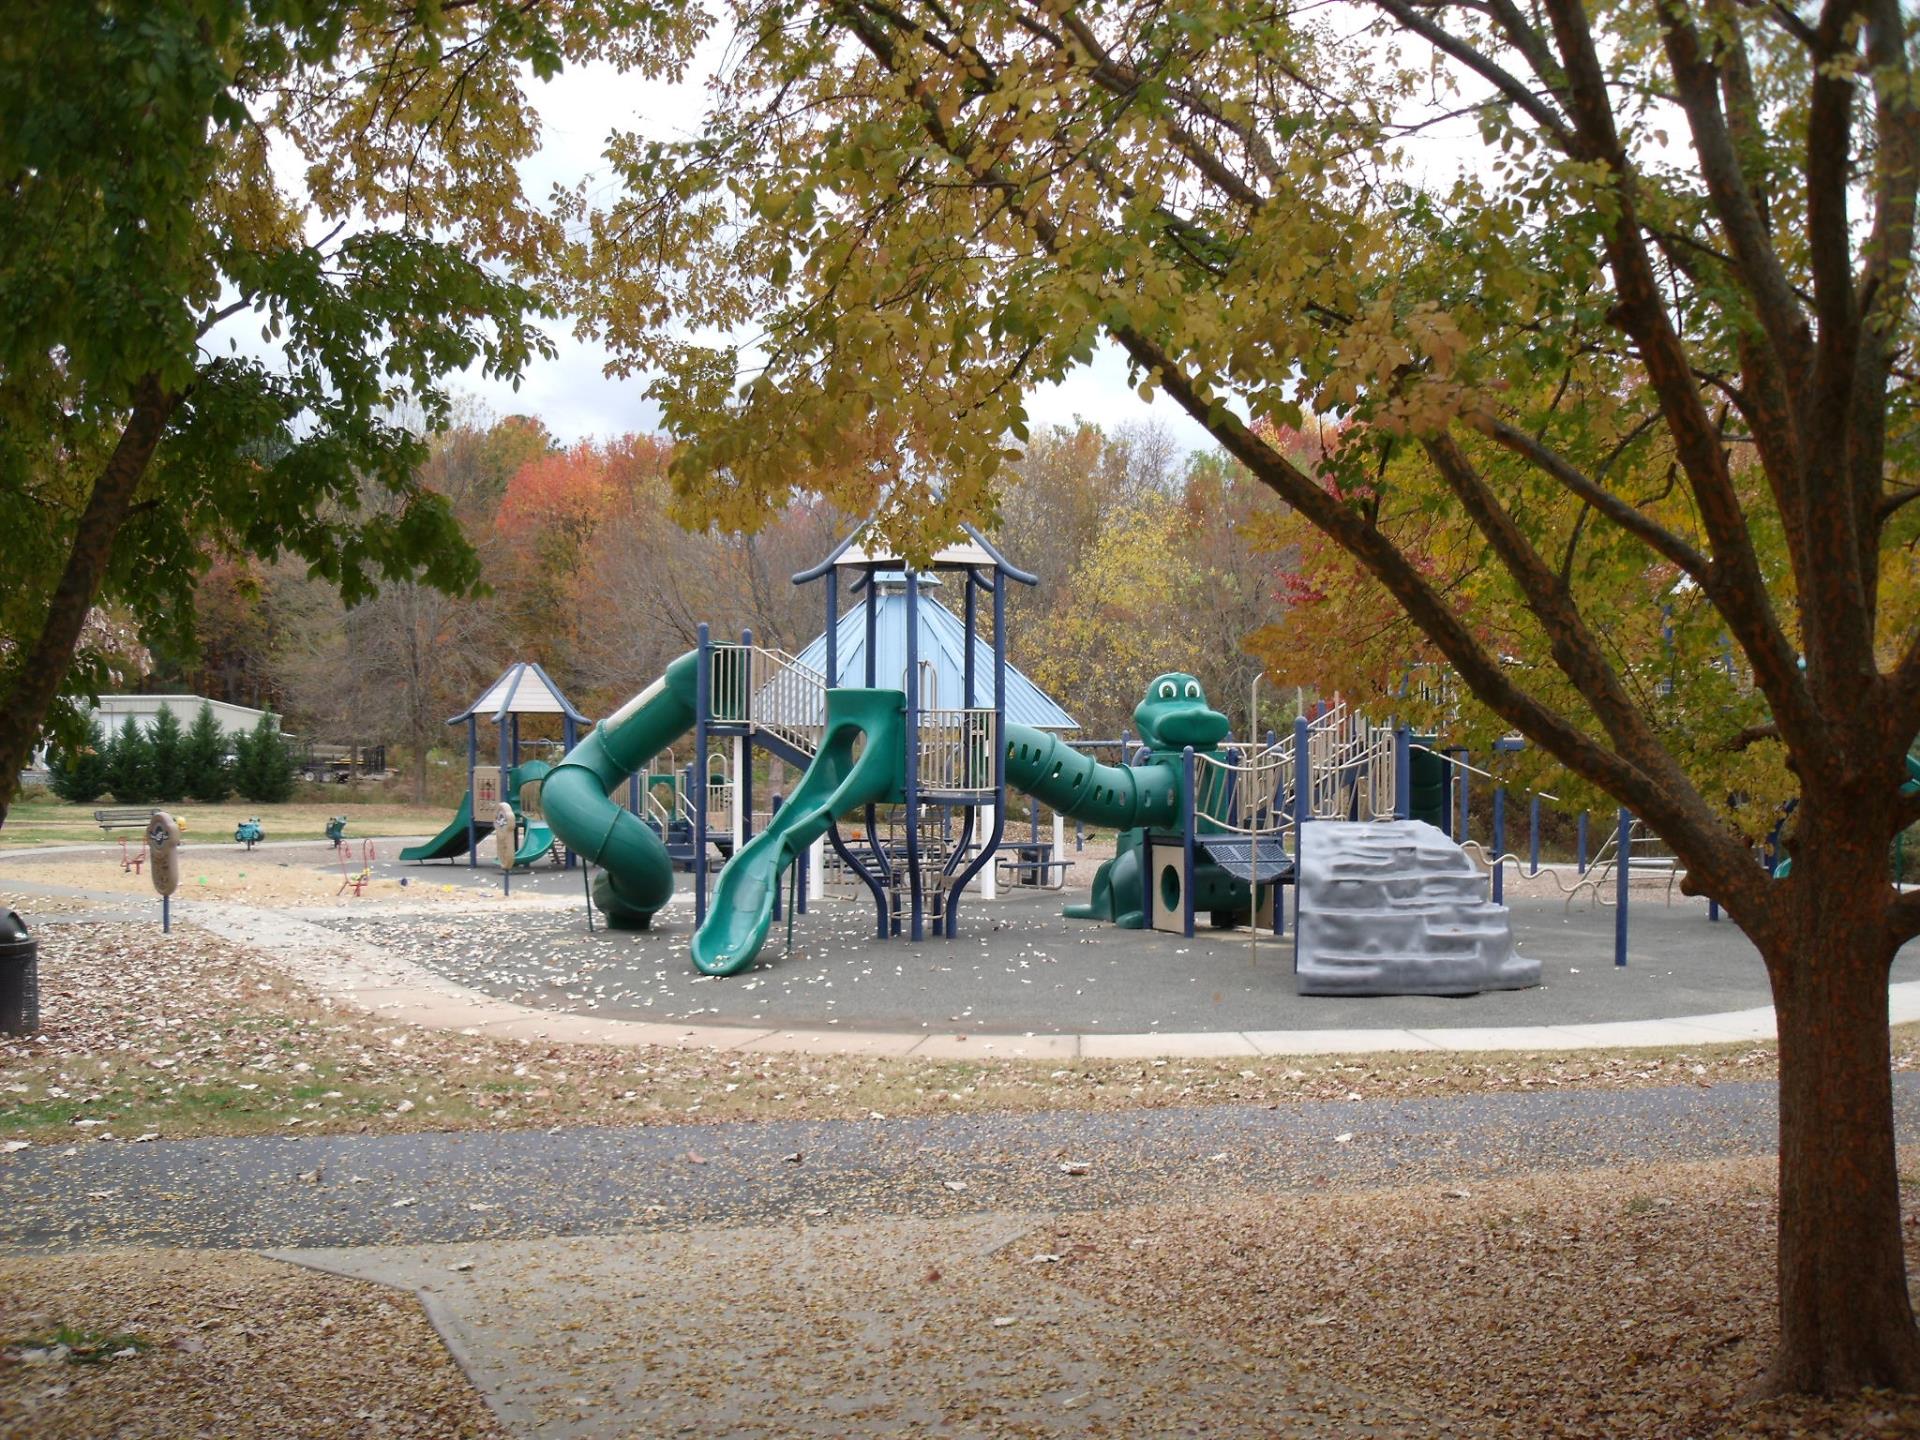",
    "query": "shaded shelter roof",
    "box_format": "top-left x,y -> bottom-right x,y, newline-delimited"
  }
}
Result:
791,520 -> 1038,584
447,662 -> 589,725
778,579 -> 1076,731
